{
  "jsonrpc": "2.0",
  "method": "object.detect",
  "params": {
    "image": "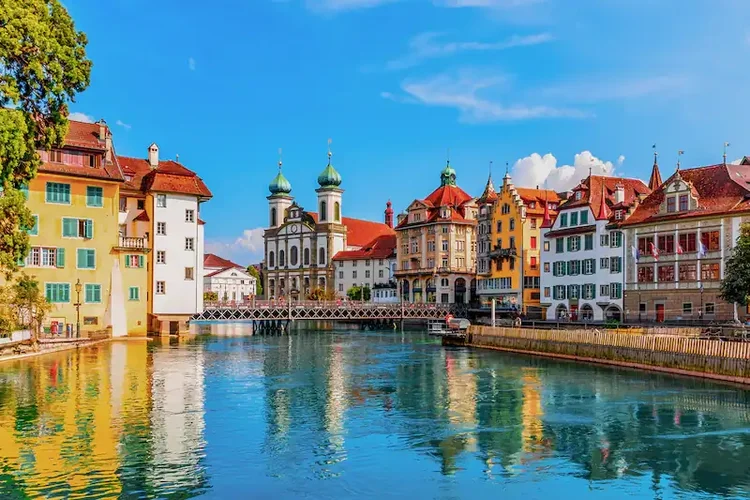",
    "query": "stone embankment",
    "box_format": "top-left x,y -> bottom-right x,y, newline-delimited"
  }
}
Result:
447,325 -> 750,385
